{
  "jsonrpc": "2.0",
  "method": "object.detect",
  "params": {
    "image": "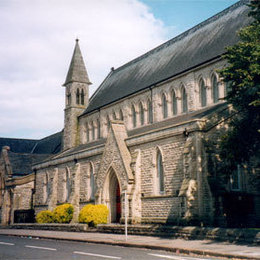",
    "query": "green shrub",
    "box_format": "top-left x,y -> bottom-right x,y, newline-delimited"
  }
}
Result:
78,204 -> 108,226
53,203 -> 74,223
36,210 -> 54,223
